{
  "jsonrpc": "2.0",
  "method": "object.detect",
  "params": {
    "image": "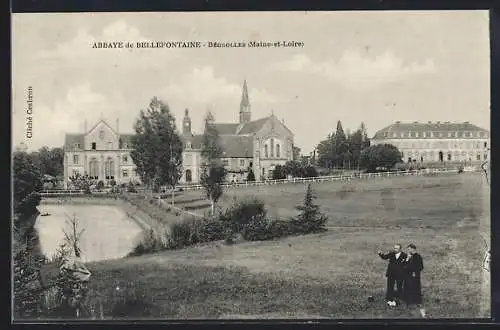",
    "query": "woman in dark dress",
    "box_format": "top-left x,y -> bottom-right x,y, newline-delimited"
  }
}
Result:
403,244 -> 426,317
